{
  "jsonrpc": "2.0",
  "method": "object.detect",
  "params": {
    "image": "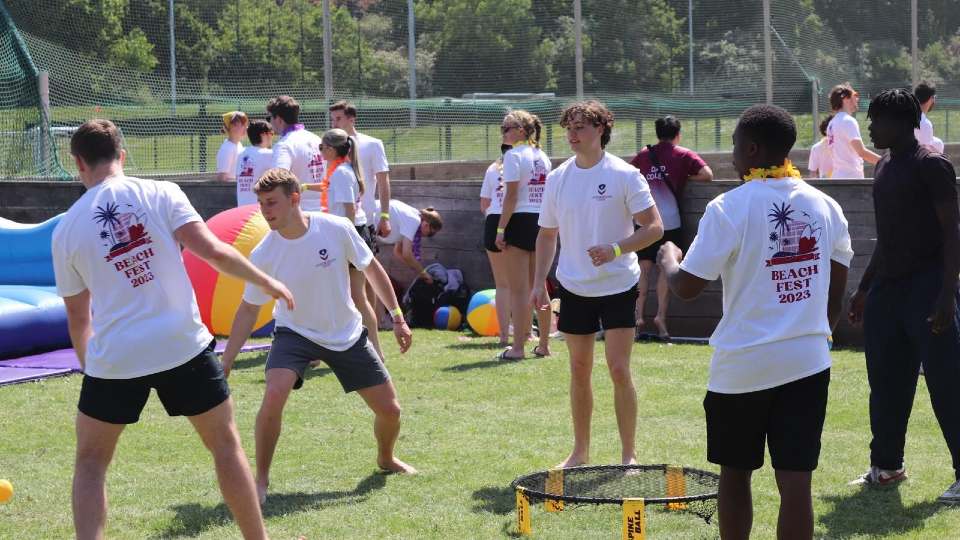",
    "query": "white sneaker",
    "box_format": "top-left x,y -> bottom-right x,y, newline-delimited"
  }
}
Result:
848,466 -> 907,487
938,479 -> 960,505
